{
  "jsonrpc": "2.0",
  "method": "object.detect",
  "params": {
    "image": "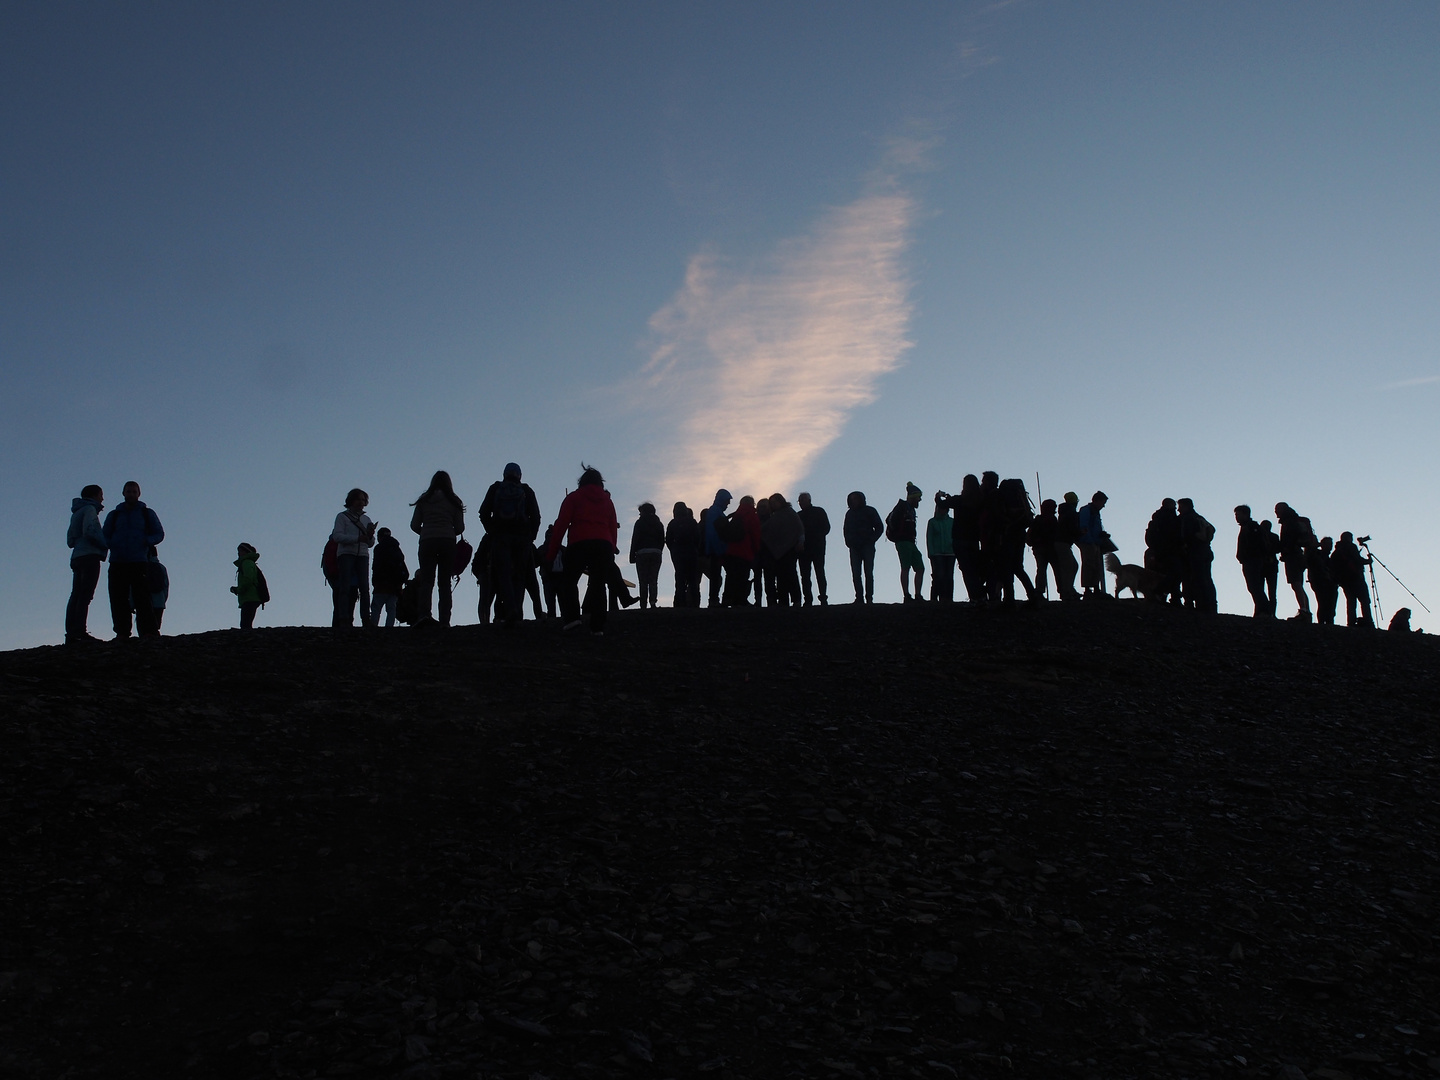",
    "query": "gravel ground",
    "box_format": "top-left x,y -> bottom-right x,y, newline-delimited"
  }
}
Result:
2,601 -> 1438,1079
